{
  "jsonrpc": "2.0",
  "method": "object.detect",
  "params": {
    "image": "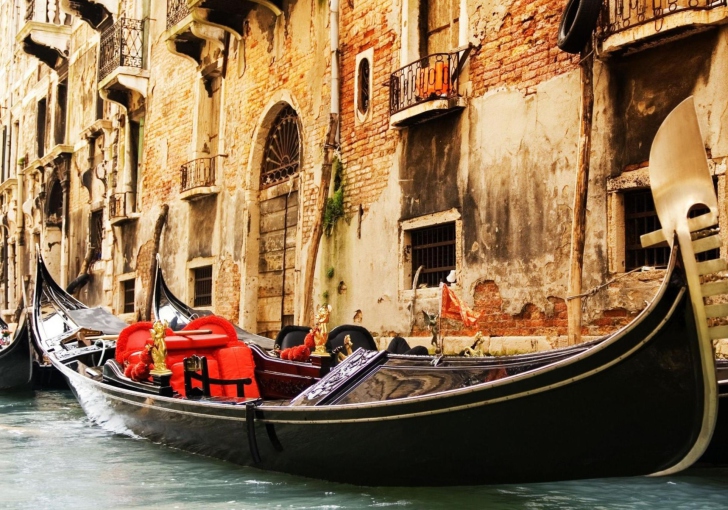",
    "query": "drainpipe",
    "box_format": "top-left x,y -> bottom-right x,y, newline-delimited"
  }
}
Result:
59,176 -> 69,287
330,0 -> 340,138
16,165 -> 24,291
